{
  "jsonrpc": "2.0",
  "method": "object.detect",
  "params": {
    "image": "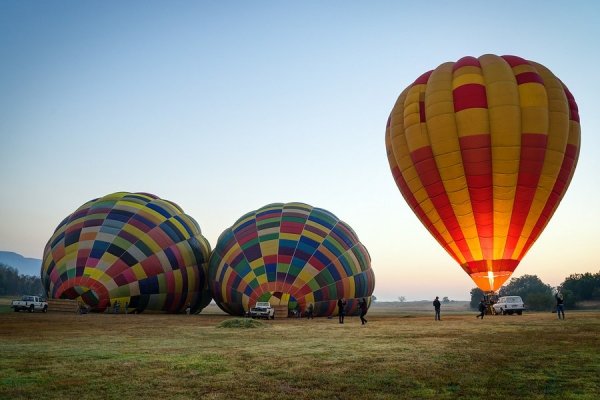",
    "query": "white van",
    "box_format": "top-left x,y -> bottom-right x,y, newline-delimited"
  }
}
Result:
492,296 -> 525,315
